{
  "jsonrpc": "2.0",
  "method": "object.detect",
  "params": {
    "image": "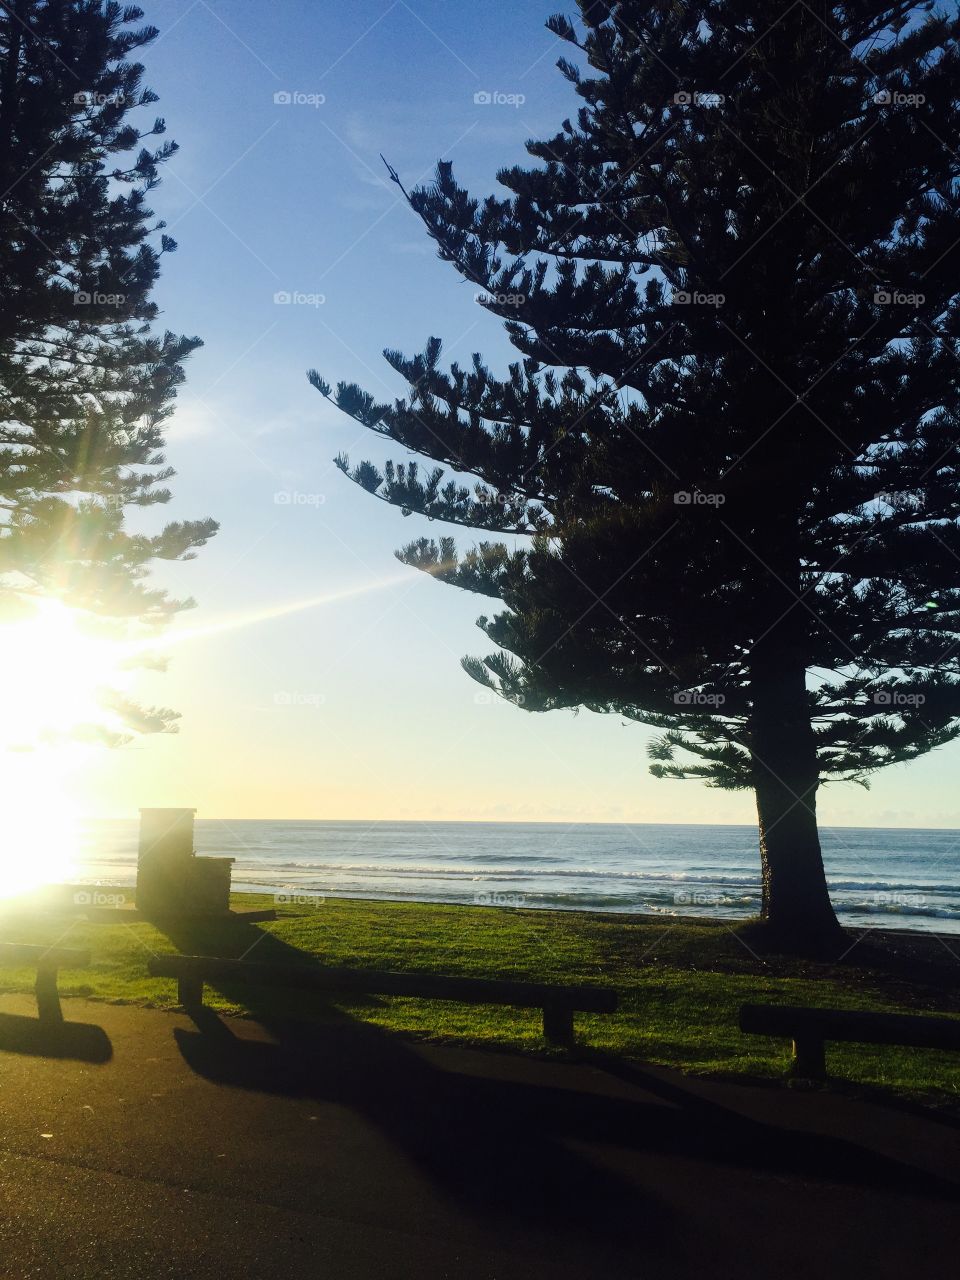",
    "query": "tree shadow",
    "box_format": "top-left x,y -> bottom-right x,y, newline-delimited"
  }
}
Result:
838,930 -> 960,990
815,1075 -> 960,1130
